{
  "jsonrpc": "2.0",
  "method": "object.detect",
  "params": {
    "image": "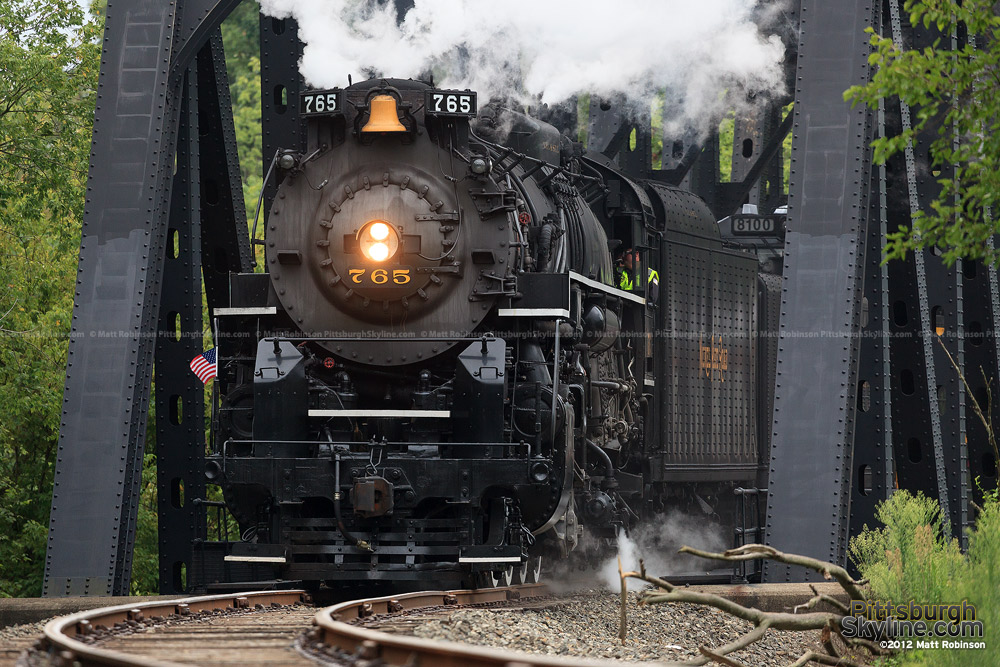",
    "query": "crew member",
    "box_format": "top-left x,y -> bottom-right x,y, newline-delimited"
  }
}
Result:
617,248 -> 638,291
616,248 -> 659,302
